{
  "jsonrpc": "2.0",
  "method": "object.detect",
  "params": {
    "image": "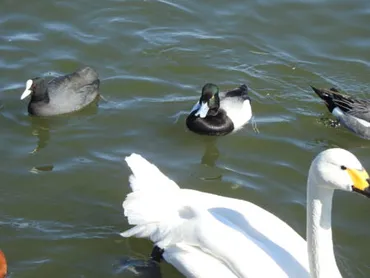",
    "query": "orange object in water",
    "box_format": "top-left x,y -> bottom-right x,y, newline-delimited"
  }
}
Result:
0,250 -> 7,278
